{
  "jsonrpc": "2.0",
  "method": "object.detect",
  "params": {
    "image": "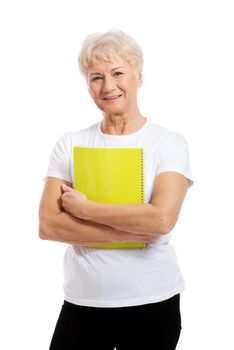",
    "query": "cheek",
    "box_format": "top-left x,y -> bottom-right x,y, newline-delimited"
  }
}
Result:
88,81 -> 99,94
121,76 -> 138,91
92,85 -> 103,98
